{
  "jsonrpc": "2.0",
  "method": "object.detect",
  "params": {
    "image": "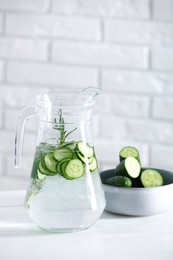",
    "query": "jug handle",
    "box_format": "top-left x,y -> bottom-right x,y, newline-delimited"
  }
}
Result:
15,106 -> 36,168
